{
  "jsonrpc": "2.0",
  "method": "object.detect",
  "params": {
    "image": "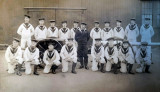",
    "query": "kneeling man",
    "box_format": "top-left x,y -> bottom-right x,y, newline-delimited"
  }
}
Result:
5,38 -> 23,76
105,37 -> 118,74
43,42 -> 61,74
60,38 -> 77,74
24,39 -> 40,75
91,38 -> 105,73
119,40 -> 135,74
136,42 -> 151,73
